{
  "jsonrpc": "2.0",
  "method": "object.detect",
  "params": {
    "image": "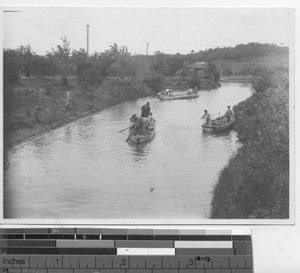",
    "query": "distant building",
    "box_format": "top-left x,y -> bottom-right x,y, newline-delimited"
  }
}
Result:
186,62 -> 208,78
186,61 -> 215,80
